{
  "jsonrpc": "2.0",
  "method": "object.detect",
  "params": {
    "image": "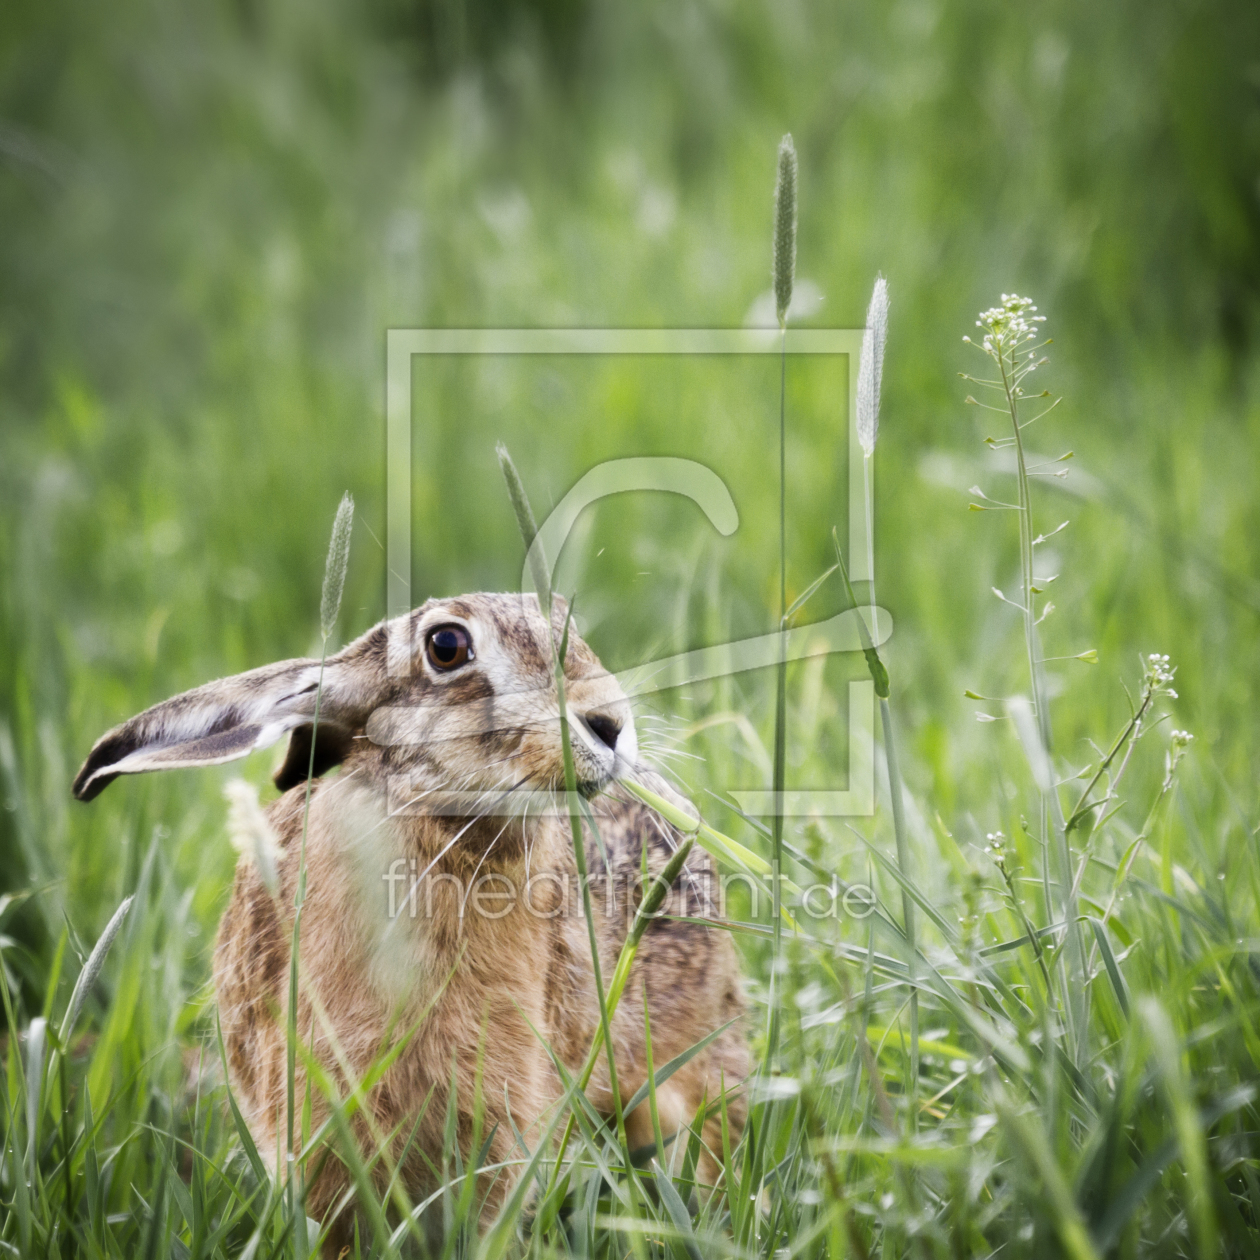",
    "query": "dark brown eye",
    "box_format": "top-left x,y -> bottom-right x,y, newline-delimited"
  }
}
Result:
426,624 -> 473,671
